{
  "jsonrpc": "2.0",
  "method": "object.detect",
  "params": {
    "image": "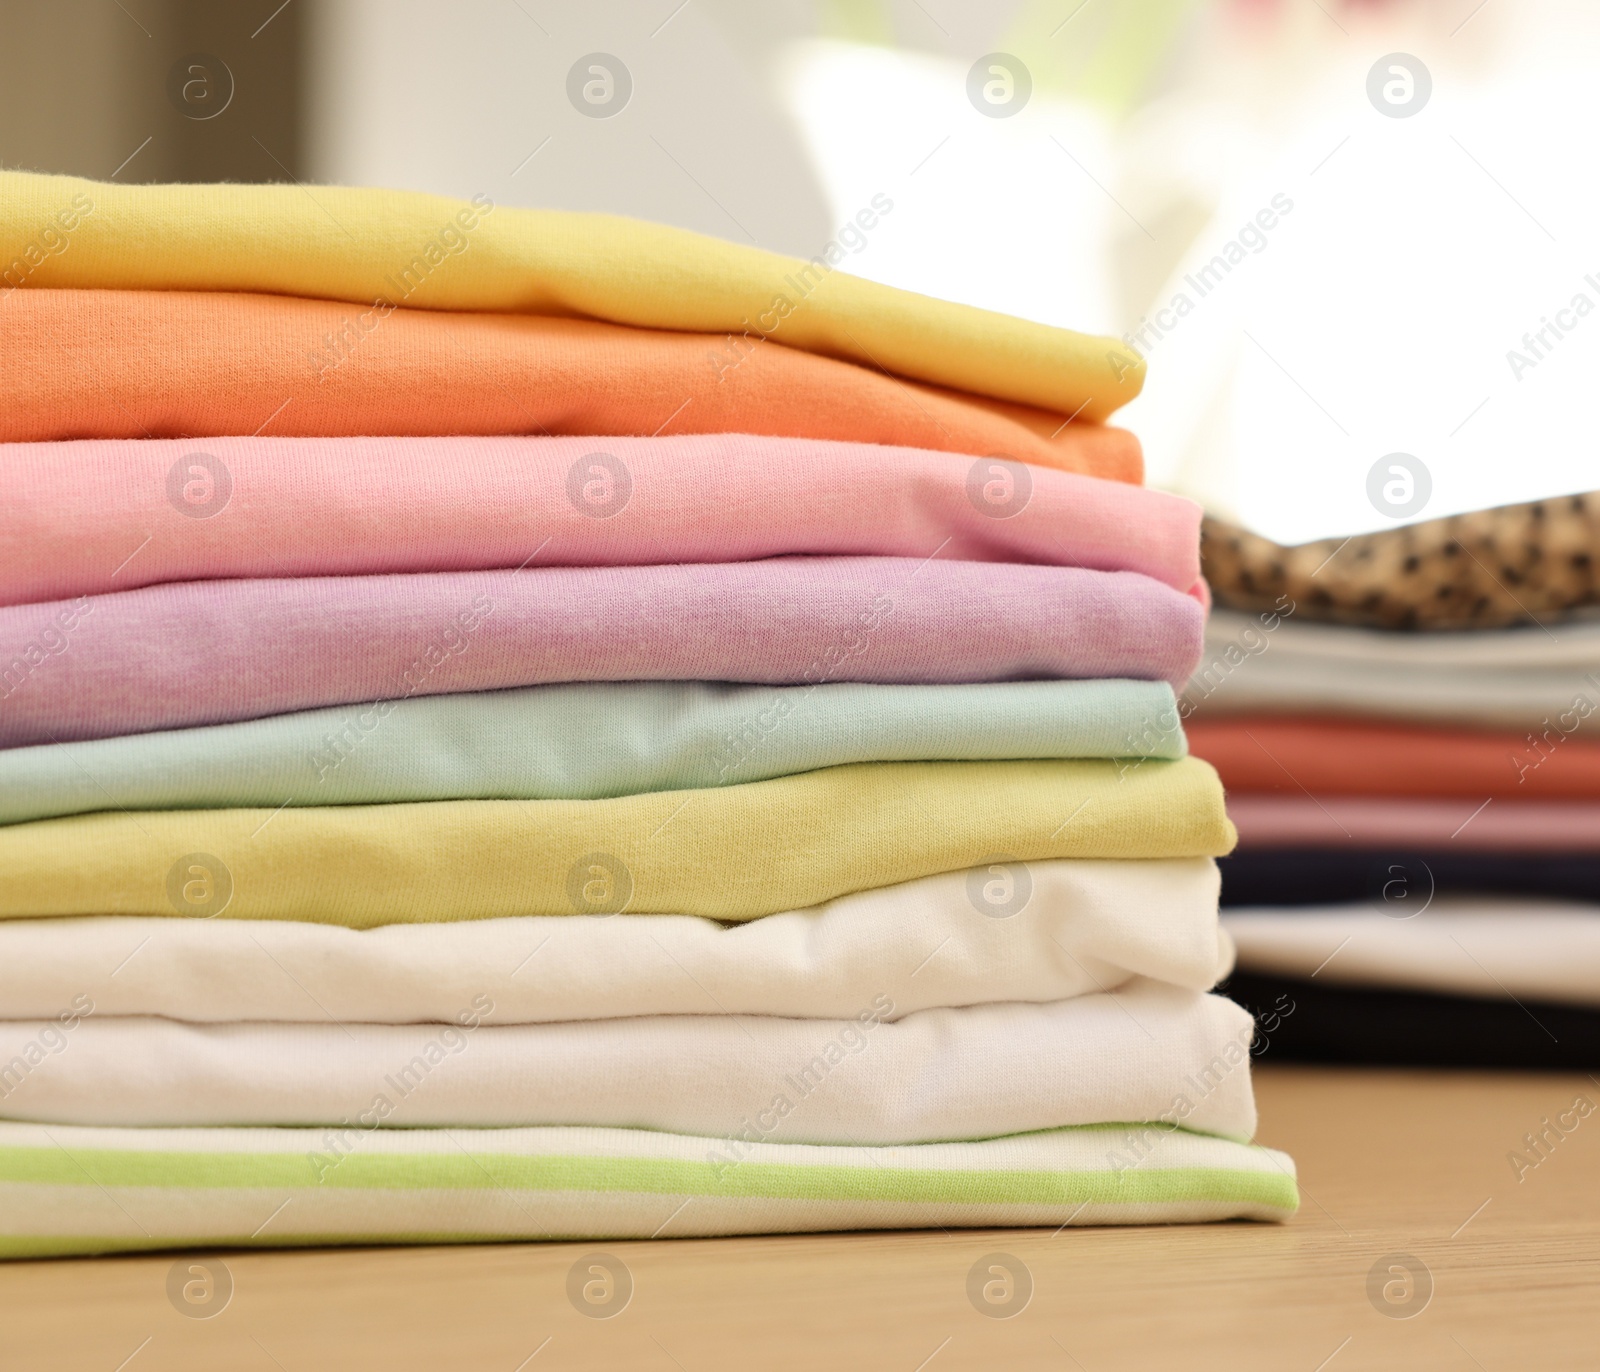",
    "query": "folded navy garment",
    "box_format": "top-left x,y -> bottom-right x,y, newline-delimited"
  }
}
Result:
1222,972 -> 1600,1070
1218,851 -> 1600,908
